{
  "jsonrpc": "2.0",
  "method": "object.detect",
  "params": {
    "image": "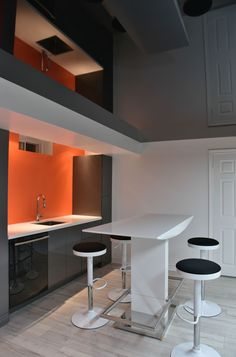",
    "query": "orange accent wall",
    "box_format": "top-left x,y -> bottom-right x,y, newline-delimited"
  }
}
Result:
13,37 -> 75,91
8,133 -> 85,224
